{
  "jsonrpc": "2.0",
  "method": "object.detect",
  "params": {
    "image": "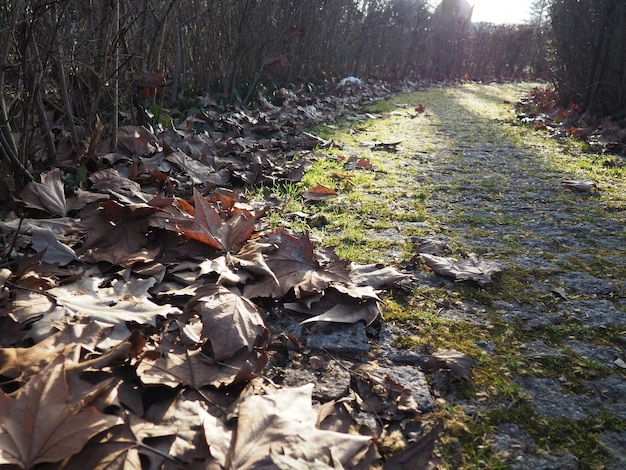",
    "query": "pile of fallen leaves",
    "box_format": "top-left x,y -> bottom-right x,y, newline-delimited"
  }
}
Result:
0,79 -> 495,468
515,86 -> 626,157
